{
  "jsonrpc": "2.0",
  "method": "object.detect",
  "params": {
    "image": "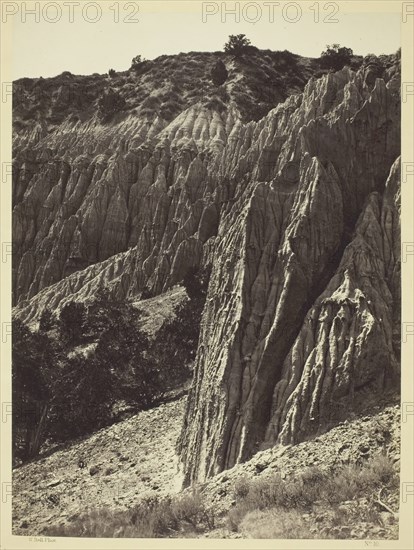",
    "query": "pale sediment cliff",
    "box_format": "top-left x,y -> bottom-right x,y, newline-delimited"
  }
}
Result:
12,54 -> 400,484
178,67 -> 400,483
